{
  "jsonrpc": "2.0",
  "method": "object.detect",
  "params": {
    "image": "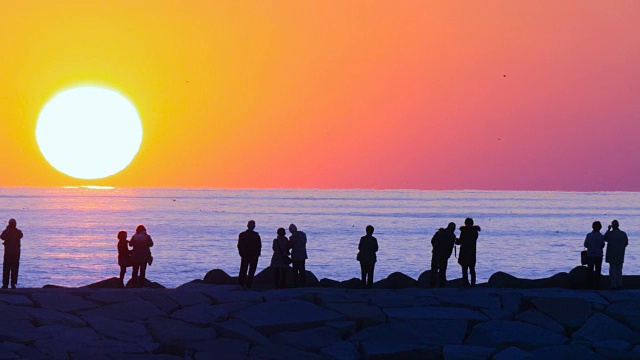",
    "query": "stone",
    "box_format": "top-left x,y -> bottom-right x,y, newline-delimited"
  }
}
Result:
319,278 -> 342,288
465,320 -> 567,348
0,294 -> 33,306
42,326 -> 100,341
606,301 -> 640,320
0,320 -> 47,343
384,306 -> 487,321
326,320 -> 358,337
366,292 -> 439,308
248,344 -> 325,360
360,341 -> 440,359
86,290 -> 142,304
572,313 -> 640,344
435,291 -> 501,309
593,339 -> 631,351
33,338 -> 145,358
568,265 -> 593,290
187,338 -> 250,360
325,302 -> 386,326
124,278 -> 165,289
84,316 -> 156,351
171,303 -> 228,325
211,319 -> 271,346
315,291 -> 368,305
136,291 -> 181,313
443,345 -> 495,360
232,299 -> 344,333
340,278 -> 365,289
349,319 -> 467,347
320,341 -> 360,360
532,344 -> 602,360
488,272 -> 571,289
417,270 -> 431,288
147,317 -> 217,347
203,269 -> 236,285
270,327 -> 342,351
500,293 -> 522,314
251,266 -> 319,289
78,300 -> 166,321
493,347 -> 535,360
32,292 -> 97,312
208,290 -> 264,304
373,272 -> 418,289
21,307 -> 86,327
82,277 -> 124,289
532,297 -> 591,328
482,309 -> 513,320
515,309 -> 565,335
164,290 -> 211,307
